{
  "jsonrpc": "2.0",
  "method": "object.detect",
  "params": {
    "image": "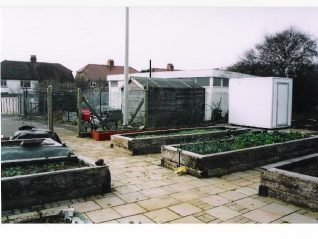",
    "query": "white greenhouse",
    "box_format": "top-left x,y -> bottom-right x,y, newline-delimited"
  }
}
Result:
229,77 -> 293,129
